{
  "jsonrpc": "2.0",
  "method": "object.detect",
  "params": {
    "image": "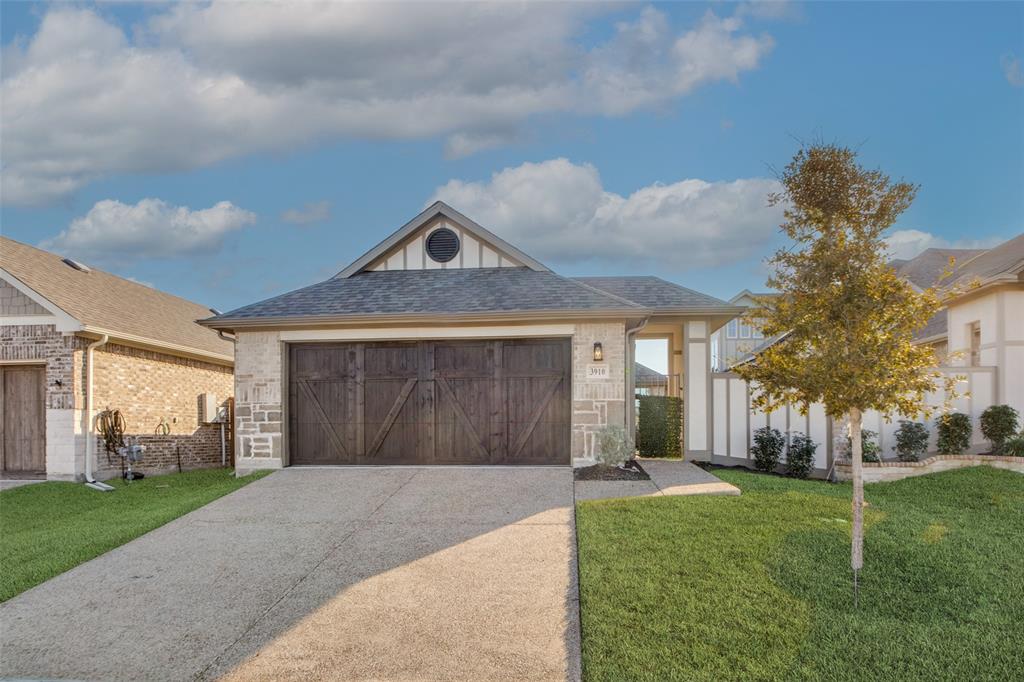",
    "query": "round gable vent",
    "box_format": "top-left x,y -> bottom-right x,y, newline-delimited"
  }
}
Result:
426,227 -> 460,263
